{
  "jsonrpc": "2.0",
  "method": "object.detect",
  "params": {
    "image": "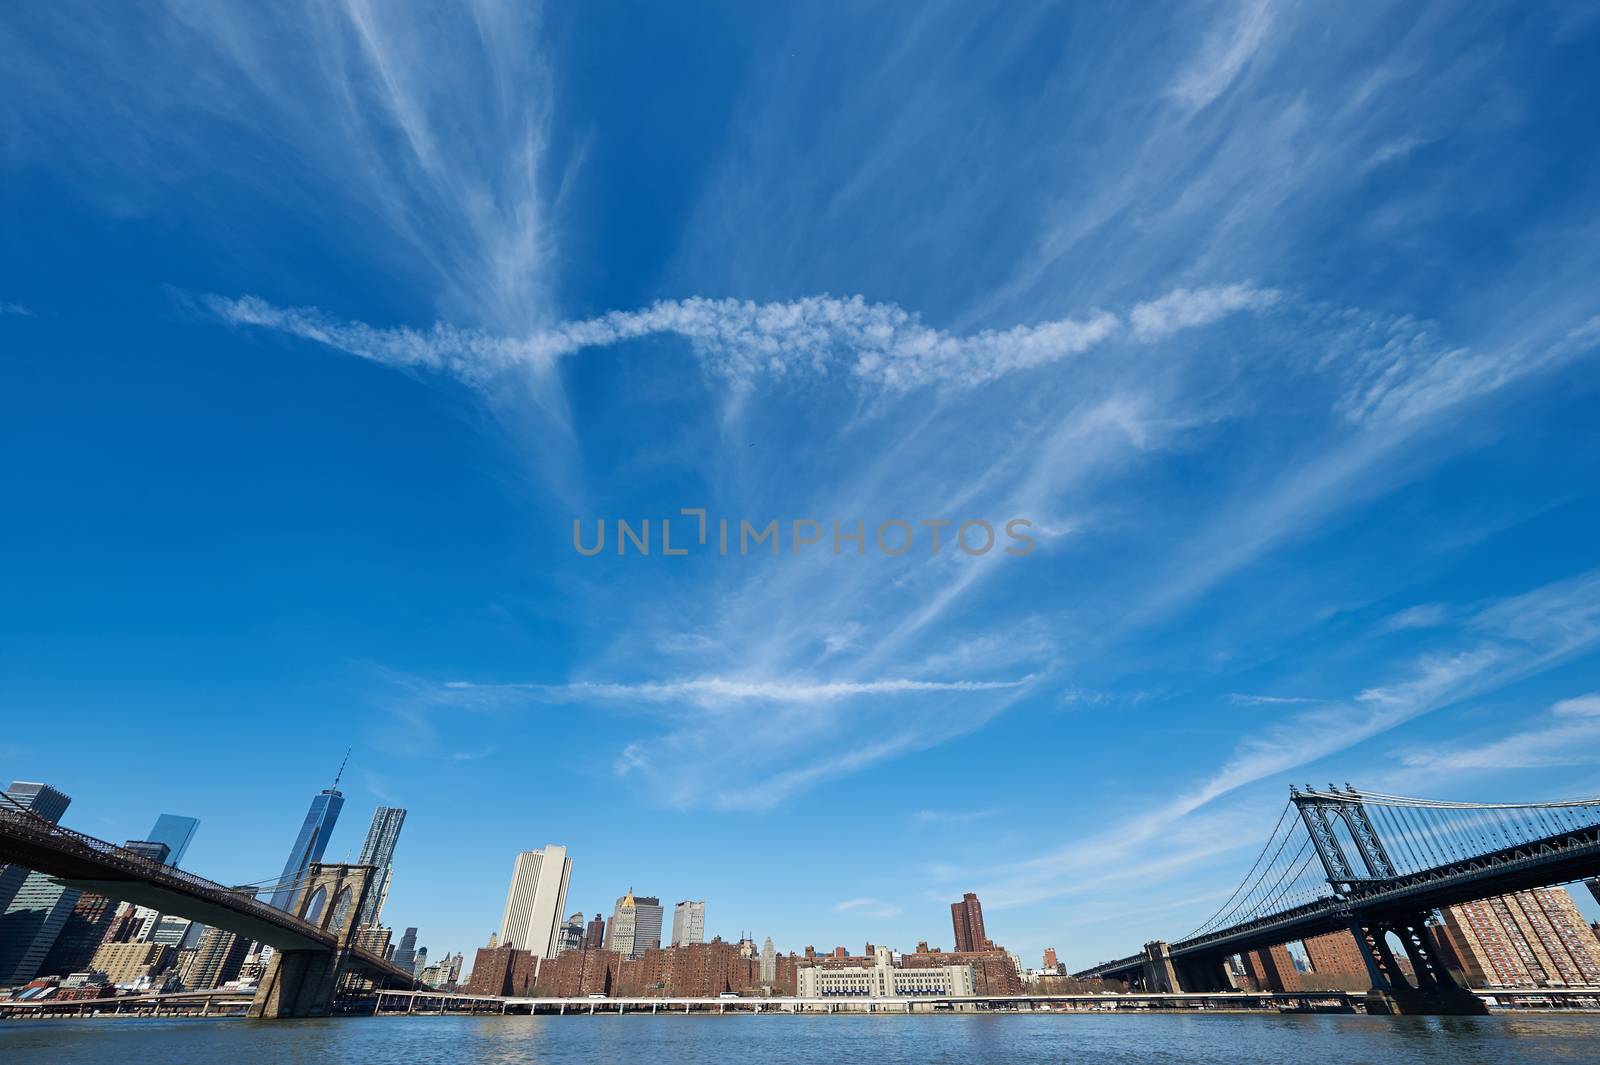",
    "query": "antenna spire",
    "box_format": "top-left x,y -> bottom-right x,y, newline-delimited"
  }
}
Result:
332,747 -> 351,790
